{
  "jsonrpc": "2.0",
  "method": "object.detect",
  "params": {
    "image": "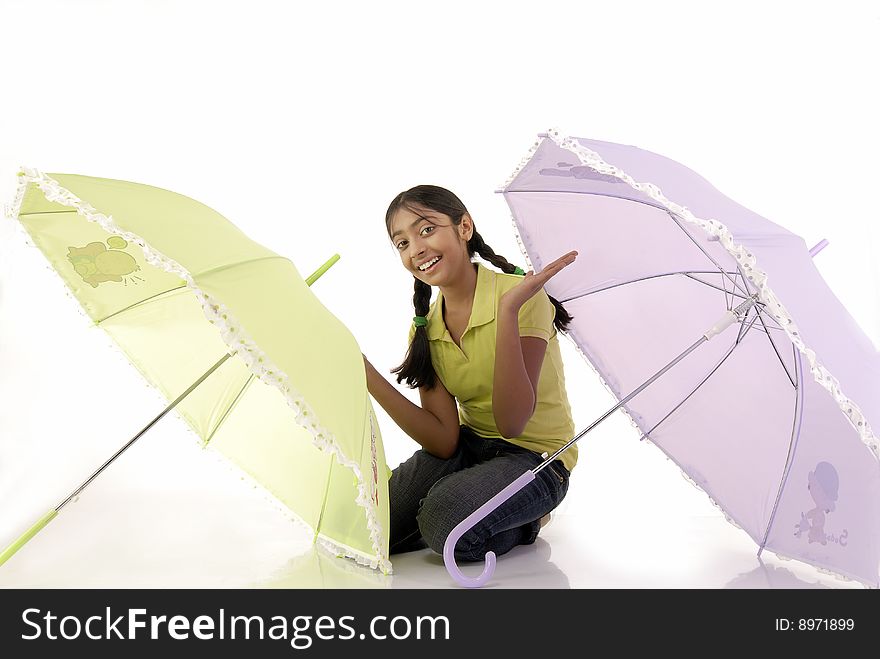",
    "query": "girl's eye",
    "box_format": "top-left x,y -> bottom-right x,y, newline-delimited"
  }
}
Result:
395,224 -> 433,250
